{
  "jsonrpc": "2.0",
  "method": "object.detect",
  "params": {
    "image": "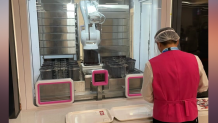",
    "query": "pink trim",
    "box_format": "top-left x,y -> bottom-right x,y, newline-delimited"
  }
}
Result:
37,81 -> 72,105
92,70 -> 108,86
127,76 -> 143,97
